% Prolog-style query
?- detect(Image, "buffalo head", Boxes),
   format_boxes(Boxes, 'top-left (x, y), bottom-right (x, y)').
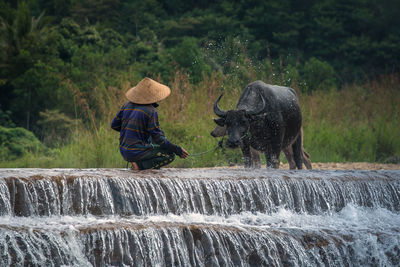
top-left (213, 94), bottom-right (265, 148)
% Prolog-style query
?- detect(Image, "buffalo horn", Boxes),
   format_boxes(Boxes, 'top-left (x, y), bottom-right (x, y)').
top-left (246, 94), bottom-right (266, 115)
top-left (213, 94), bottom-right (227, 117)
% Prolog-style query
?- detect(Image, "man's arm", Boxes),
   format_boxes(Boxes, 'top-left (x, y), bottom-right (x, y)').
top-left (148, 110), bottom-right (185, 156)
top-left (111, 109), bottom-right (123, 132)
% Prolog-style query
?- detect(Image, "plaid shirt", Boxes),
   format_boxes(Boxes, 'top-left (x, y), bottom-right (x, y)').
top-left (111, 101), bottom-right (181, 162)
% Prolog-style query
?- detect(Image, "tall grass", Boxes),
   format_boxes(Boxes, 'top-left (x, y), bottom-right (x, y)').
top-left (301, 74), bottom-right (400, 163)
top-left (1, 73), bottom-right (399, 168)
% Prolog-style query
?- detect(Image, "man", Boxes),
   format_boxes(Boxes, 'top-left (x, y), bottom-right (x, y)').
top-left (111, 77), bottom-right (188, 170)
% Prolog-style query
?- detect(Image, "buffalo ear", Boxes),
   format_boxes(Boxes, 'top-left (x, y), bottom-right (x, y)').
top-left (213, 118), bottom-right (225, 126)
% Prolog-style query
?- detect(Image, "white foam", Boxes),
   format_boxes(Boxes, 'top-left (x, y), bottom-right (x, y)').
top-left (1, 204), bottom-right (398, 233)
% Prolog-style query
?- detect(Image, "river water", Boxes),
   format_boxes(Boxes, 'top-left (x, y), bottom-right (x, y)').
top-left (0, 168), bottom-right (399, 266)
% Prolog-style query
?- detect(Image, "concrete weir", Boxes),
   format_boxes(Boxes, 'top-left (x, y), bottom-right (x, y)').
top-left (0, 168), bottom-right (400, 266)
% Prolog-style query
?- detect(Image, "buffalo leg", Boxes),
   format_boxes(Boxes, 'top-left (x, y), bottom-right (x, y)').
top-left (250, 147), bottom-right (261, 168)
top-left (265, 152), bottom-right (280, 168)
top-left (283, 146), bottom-right (311, 169)
top-left (291, 135), bottom-right (303, 169)
top-left (303, 150), bottom-right (312, 169)
top-left (282, 147), bottom-right (296, 170)
top-left (265, 152), bottom-right (273, 168)
top-left (241, 143), bottom-right (252, 168)
top-left (265, 143), bottom-right (280, 168)
top-left (299, 127), bottom-right (312, 169)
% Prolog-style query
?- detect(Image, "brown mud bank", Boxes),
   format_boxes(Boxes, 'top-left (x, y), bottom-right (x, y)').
top-left (220, 162), bottom-right (400, 170)
top-left (282, 162), bottom-right (400, 170)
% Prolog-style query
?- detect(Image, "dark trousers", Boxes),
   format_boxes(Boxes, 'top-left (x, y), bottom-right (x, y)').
top-left (135, 145), bottom-right (175, 170)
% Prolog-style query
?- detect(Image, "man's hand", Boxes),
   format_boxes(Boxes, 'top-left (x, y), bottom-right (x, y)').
top-left (179, 147), bottom-right (189, 158)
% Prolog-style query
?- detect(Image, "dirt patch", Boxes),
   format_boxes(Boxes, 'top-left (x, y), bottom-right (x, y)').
top-left (279, 162), bottom-right (400, 170)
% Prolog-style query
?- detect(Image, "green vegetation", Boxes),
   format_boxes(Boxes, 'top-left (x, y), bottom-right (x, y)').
top-left (301, 76), bottom-right (400, 164)
top-left (0, 0), bottom-right (399, 167)
top-left (0, 126), bottom-right (44, 161)
top-left (1, 72), bottom-right (399, 168)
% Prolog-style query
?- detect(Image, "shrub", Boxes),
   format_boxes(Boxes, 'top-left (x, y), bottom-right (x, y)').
top-left (0, 126), bottom-right (45, 160)
top-left (303, 57), bottom-right (336, 92)
top-left (37, 109), bottom-right (80, 147)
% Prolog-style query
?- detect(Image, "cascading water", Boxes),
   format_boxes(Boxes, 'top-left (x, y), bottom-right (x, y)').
top-left (0, 168), bottom-right (399, 266)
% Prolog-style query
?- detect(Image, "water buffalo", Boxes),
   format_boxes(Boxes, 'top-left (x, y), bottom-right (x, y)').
top-left (210, 124), bottom-right (312, 169)
top-left (213, 80), bottom-right (304, 169)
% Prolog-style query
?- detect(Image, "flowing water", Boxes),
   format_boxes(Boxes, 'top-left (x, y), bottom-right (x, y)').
top-left (0, 168), bottom-right (399, 266)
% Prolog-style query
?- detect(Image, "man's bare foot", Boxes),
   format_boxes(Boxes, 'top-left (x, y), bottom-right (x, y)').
top-left (131, 162), bottom-right (140, 171)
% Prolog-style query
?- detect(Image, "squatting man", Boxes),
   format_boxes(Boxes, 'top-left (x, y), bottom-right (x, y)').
top-left (111, 78), bottom-right (189, 170)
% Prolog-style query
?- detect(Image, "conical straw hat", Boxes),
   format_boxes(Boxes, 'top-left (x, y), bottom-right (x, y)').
top-left (125, 77), bottom-right (171, 104)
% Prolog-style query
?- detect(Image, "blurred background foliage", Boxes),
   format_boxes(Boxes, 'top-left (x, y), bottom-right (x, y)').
top-left (0, 0), bottom-right (399, 167)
